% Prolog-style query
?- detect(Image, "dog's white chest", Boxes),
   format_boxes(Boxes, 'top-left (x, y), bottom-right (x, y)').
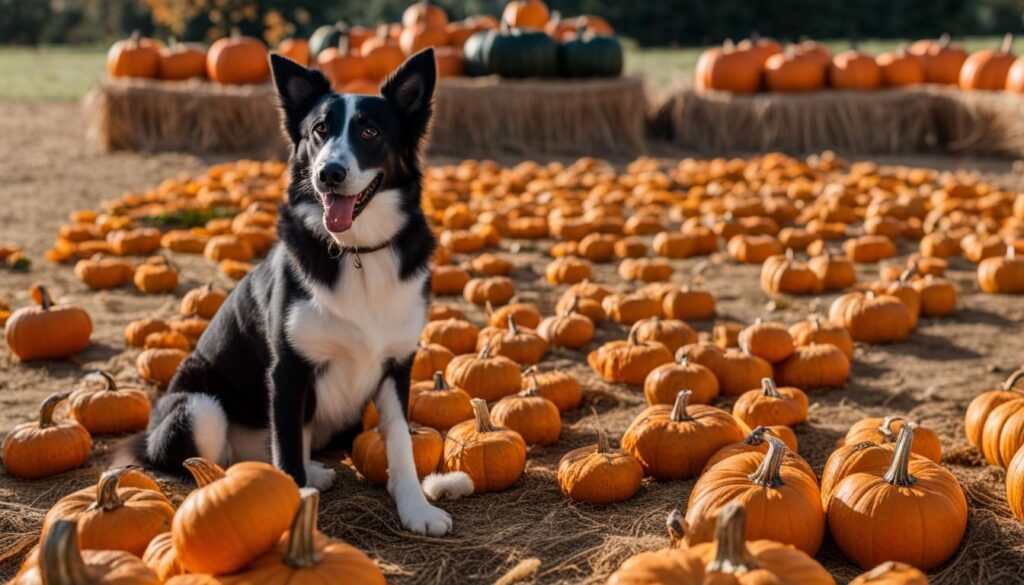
top-left (286, 250), bottom-right (426, 447)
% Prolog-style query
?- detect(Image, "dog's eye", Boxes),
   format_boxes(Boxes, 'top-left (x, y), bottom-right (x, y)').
top-left (360, 127), bottom-right (379, 140)
top-left (313, 122), bottom-right (328, 136)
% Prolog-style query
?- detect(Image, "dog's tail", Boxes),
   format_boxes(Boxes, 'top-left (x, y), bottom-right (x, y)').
top-left (422, 471), bottom-right (474, 501)
top-left (111, 392), bottom-right (229, 478)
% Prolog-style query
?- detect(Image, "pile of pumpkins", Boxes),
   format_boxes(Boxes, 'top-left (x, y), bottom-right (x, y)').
top-left (9, 149), bottom-right (1024, 580)
top-left (302, 0), bottom-right (623, 93)
top-left (107, 30), bottom-right (273, 85)
top-left (8, 462), bottom-right (386, 583)
top-left (44, 159), bottom-right (287, 284)
top-left (698, 32), bottom-right (1024, 94)
top-left (107, 0), bottom-right (623, 92)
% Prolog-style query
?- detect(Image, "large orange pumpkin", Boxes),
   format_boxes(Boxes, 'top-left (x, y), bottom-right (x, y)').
top-left (41, 467), bottom-right (175, 558)
top-left (621, 390), bottom-right (744, 480)
top-left (172, 462), bottom-right (301, 575)
top-left (502, 0), bottom-right (550, 29)
top-left (960, 34), bottom-right (1015, 90)
top-left (695, 41), bottom-right (762, 94)
top-left (829, 49), bottom-right (882, 90)
top-left (6, 285), bottom-right (92, 361)
top-left (207, 31), bottom-right (270, 85)
top-left (107, 31), bottom-right (160, 78)
top-left (158, 40), bottom-right (207, 81)
top-left (443, 398), bottom-right (527, 493)
top-left (828, 425), bottom-right (967, 570)
top-left (686, 436), bottom-right (825, 555)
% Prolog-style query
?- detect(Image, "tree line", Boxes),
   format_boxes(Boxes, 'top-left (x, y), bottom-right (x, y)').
top-left (1, 0), bottom-right (1022, 47)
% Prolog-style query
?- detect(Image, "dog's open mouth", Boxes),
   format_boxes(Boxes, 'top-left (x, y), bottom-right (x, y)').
top-left (322, 174), bottom-right (382, 233)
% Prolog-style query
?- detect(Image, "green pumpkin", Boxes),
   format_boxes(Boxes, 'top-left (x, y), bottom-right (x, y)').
top-left (463, 25), bottom-right (558, 78)
top-left (308, 21), bottom-right (348, 60)
top-left (558, 30), bottom-right (623, 78)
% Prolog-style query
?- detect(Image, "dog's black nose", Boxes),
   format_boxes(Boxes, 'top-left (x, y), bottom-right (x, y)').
top-left (318, 163), bottom-right (347, 188)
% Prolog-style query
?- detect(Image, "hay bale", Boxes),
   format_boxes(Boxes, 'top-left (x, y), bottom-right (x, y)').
top-left (84, 78), bottom-right (288, 158)
top-left (927, 86), bottom-right (1024, 158)
top-left (431, 76), bottom-right (648, 156)
top-left (86, 76), bottom-right (649, 158)
top-left (656, 87), bottom-right (939, 155)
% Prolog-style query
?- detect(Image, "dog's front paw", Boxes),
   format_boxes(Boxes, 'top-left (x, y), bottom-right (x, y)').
top-left (399, 500), bottom-right (452, 536)
top-left (304, 461), bottom-right (337, 491)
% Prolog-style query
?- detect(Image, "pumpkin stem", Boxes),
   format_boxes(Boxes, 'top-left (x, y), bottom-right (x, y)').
top-left (675, 353), bottom-right (689, 367)
top-left (669, 390), bottom-right (693, 422)
top-left (938, 33), bottom-right (951, 48)
top-left (565, 295), bottom-right (581, 316)
top-left (877, 415), bottom-right (904, 442)
top-left (89, 467), bottom-right (133, 512)
top-left (432, 371), bottom-right (449, 391)
top-left (882, 424), bottom-right (917, 487)
top-left (284, 488), bottom-right (323, 568)
top-left (479, 343), bottom-right (493, 360)
top-left (898, 263), bottom-right (917, 283)
top-left (183, 457), bottom-right (226, 487)
top-left (1008, 246), bottom-right (1016, 260)
top-left (784, 248), bottom-right (794, 260)
top-left (706, 502), bottom-right (760, 574)
top-left (744, 426), bottom-right (771, 446)
top-left (94, 371), bottom-right (118, 392)
top-left (470, 398), bottom-right (496, 433)
top-left (747, 436), bottom-right (786, 489)
top-left (666, 509), bottom-right (687, 550)
top-left (1003, 368), bottom-right (1024, 390)
top-left (760, 378), bottom-right (782, 398)
top-left (1001, 33), bottom-right (1014, 54)
top-left (506, 312), bottom-right (519, 335)
top-left (627, 322), bottom-right (642, 346)
top-left (485, 300), bottom-right (494, 317)
top-left (40, 520), bottom-right (94, 585)
top-left (36, 285), bottom-right (54, 310)
top-left (810, 314), bottom-right (822, 331)
top-left (38, 392), bottom-right (71, 429)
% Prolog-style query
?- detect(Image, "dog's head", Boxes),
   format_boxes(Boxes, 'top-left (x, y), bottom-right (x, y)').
top-left (270, 49), bottom-right (435, 242)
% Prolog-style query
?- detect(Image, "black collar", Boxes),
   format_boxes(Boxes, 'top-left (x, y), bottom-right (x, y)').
top-left (337, 240), bottom-right (391, 269)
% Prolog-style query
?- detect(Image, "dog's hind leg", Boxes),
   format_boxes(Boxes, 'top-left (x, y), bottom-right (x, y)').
top-left (376, 361), bottom-right (453, 536)
top-left (123, 393), bottom-right (229, 477)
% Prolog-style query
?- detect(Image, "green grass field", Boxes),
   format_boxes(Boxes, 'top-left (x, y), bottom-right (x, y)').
top-left (0, 37), bottom-right (1019, 101)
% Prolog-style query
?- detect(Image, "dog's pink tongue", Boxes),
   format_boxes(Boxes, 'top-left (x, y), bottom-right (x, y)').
top-left (324, 194), bottom-right (356, 233)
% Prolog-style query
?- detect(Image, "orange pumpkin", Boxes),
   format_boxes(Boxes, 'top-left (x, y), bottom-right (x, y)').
top-left (2, 392), bottom-right (92, 479)
top-left (960, 34), bottom-right (1015, 90)
top-left (41, 467), bottom-right (175, 558)
top-left (107, 31), bottom-right (160, 78)
top-left (588, 326), bottom-right (673, 385)
top-left (828, 425), bottom-right (966, 570)
top-left (686, 436), bottom-right (825, 555)
top-left (207, 31), bottom-right (270, 85)
top-left (502, 0), bottom-right (550, 29)
top-left (558, 414), bottom-right (642, 505)
top-left (173, 462), bottom-right (301, 575)
top-left (158, 40), bottom-right (207, 81)
top-left (408, 371), bottom-right (474, 431)
top-left (443, 398), bottom-right (527, 493)
top-left (829, 49), bottom-right (882, 90)
top-left (6, 285), bottom-right (92, 361)
top-left (351, 424), bottom-right (443, 485)
top-left (621, 390), bottom-right (744, 480)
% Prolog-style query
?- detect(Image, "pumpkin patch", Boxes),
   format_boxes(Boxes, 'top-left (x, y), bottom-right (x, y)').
top-left (8, 140), bottom-right (1024, 582)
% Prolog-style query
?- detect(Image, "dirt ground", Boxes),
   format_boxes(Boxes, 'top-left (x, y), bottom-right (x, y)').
top-left (3, 100), bottom-right (1024, 584)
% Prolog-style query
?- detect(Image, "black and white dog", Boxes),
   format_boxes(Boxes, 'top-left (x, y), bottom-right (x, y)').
top-left (125, 48), bottom-right (461, 535)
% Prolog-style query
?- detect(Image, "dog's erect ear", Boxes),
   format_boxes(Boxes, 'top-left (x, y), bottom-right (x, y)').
top-left (270, 53), bottom-right (332, 144)
top-left (381, 48), bottom-right (436, 146)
